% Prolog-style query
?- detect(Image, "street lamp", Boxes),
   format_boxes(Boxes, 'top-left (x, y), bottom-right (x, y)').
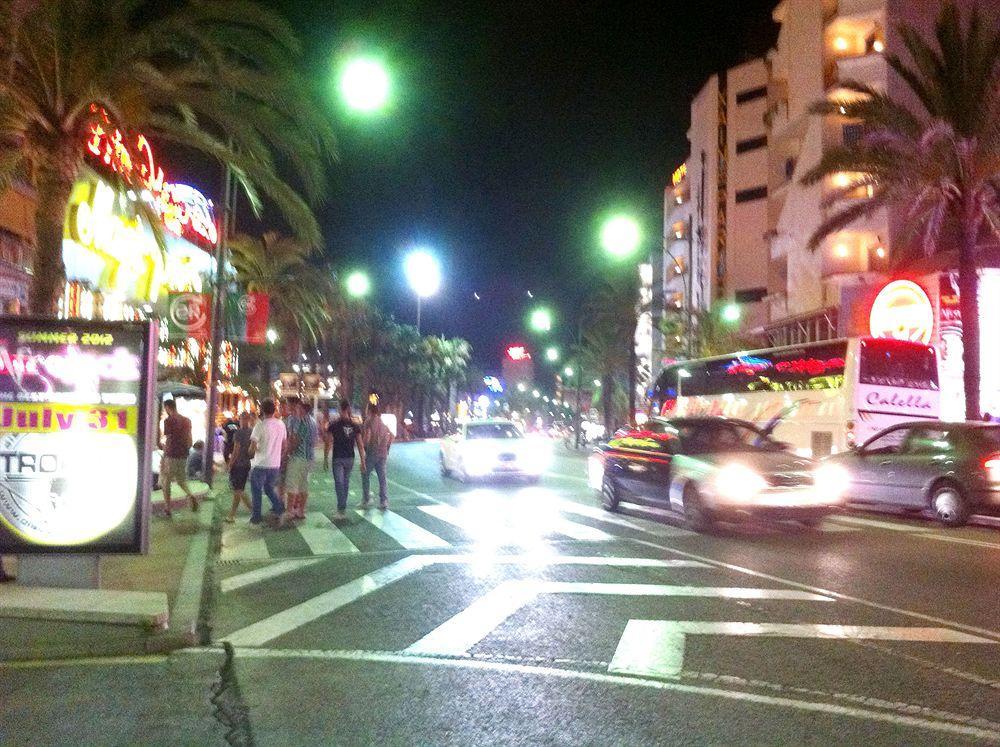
top-left (721, 302), bottom-right (741, 323)
top-left (529, 306), bottom-right (553, 333)
top-left (545, 346), bottom-right (559, 362)
top-left (600, 214), bottom-right (641, 259)
top-left (338, 56), bottom-right (390, 114)
top-left (345, 270), bottom-right (371, 298)
top-left (564, 365), bottom-right (574, 378)
top-left (404, 249), bottom-right (442, 333)
top-left (266, 328), bottom-right (278, 344)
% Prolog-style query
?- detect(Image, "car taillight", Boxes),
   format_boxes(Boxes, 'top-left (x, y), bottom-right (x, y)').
top-left (984, 454), bottom-right (1000, 482)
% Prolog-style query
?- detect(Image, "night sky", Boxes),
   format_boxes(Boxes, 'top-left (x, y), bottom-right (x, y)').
top-left (271, 0), bottom-right (778, 368)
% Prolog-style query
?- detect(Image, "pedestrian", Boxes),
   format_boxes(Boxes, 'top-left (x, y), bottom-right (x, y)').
top-left (248, 398), bottom-right (289, 527)
top-left (187, 440), bottom-right (204, 479)
top-left (325, 399), bottom-right (365, 520)
top-left (225, 412), bottom-right (254, 523)
top-left (221, 415), bottom-right (239, 464)
top-left (160, 398), bottom-right (199, 517)
top-left (361, 402), bottom-right (394, 510)
top-left (284, 396), bottom-right (318, 519)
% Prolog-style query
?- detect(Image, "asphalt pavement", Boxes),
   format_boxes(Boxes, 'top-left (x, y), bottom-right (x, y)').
top-left (206, 440), bottom-right (1000, 745)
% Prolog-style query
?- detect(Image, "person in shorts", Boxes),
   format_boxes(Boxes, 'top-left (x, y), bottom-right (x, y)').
top-left (284, 396), bottom-right (318, 519)
top-left (161, 398), bottom-right (198, 517)
top-left (225, 412), bottom-right (253, 523)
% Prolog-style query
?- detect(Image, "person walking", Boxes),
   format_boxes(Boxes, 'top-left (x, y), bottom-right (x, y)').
top-left (361, 402), bottom-right (394, 510)
top-left (248, 399), bottom-right (289, 527)
top-left (284, 396), bottom-right (318, 519)
top-left (161, 398), bottom-right (199, 517)
top-left (326, 399), bottom-right (365, 520)
top-left (225, 412), bottom-right (254, 523)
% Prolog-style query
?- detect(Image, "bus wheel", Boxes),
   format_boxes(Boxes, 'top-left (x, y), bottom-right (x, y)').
top-left (930, 482), bottom-right (970, 527)
top-left (683, 483), bottom-right (715, 532)
top-left (601, 476), bottom-right (621, 512)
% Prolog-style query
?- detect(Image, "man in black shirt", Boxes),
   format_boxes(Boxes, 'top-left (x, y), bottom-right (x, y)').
top-left (325, 399), bottom-right (366, 519)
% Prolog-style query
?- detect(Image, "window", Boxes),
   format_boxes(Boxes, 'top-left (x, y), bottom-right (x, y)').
top-left (735, 135), bottom-right (767, 154)
top-left (734, 186), bottom-right (768, 203)
top-left (735, 86), bottom-right (767, 105)
top-left (843, 123), bottom-right (864, 146)
top-left (859, 339), bottom-right (939, 390)
top-left (903, 428), bottom-right (954, 456)
top-left (784, 158), bottom-right (796, 180)
top-left (466, 423), bottom-right (521, 440)
top-left (735, 287), bottom-right (767, 304)
top-left (862, 427), bottom-right (910, 455)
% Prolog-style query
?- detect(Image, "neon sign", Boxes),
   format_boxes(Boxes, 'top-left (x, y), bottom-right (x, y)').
top-left (506, 346), bottom-right (531, 362)
top-left (671, 163), bottom-right (687, 186)
top-left (869, 280), bottom-right (934, 344)
top-left (83, 106), bottom-right (218, 249)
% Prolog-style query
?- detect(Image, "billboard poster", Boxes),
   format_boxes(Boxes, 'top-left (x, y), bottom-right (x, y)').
top-left (165, 292), bottom-right (211, 341)
top-left (0, 318), bottom-right (156, 554)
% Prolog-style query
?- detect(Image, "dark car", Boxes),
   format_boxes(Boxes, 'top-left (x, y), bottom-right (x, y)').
top-left (589, 417), bottom-right (849, 531)
top-left (826, 421), bottom-right (1000, 526)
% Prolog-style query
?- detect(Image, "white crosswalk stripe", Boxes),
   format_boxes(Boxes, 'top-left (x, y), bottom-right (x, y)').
top-left (298, 512), bottom-right (360, 555)
top-left (418, 503), bottom-right (612, 544)
top-left (220, 525), bottom-right (270, 561)
top-left (356, 509), bottom-right (452, 549)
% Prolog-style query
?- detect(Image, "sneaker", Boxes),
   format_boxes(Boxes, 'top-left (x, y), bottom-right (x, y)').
top-left (379, 500), bottom-right (389, 511)
top-left (278, 512), bottom-right (293, 528)
top-left (359, 499), bottom-right (371, 509)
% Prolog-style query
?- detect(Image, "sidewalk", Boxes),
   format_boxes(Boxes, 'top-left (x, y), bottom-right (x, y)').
top-left (0, 481), bottom-right (217, 661)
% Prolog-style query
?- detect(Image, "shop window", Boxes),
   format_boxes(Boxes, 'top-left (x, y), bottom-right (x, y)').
top-left (735, 135), bottom-right (767, 154)
top-left (734, 186), bottom-right (768, 203)
top-left (735, 86), bottom-right (767, 105)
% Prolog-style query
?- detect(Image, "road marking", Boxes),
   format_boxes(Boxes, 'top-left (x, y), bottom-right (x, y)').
top-left (920, 534), bottom-right (1000, 550)
top-left (221, 559), bottom-right (324, 594)
top-left (224, 555), bottom-right (436, 646)
top-left (387, 479), bottom-right (443, 503)
top-left (831, 515), bottom-right (932, 532)
top-left (609, 620), bottom-right (997, 678)
top-left (631, 538), bottom-right (1000, 641)
top-left (222, 554), bottom-right (709, 646)
top-left (298, 512), bottom-right (360, 556)
top-left (220, 526), bottom-right (271, 561)
top-left (419, 504), bottom-right (612, 544)
top-left (356, 509), bottom-right (452, 549)
top-left (214, 647), bottom-right (1000, 741)
top-left (407, 580), bottom-right (831, 656)
top-left (555, 499), bottom-right (695, 537)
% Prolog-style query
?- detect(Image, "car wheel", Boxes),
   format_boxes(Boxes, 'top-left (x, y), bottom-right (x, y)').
top-left (930, 482), bottom-right (970, 527)
top-left (683, 483), bottom-right (715, 532)
top-left (601, 475), bottom-right (621, 512)
top-left (439, 453), bottom-right (451, 478)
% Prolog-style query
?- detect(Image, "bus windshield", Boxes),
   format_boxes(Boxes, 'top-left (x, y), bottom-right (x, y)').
top-left (859, 339), bottom-right (938, 391)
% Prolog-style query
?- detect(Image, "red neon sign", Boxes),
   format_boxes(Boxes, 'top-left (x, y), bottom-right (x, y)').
top-left (506, 345), bottom-right (531, 362)
top-left (83, 106), bottom-right (218, 250)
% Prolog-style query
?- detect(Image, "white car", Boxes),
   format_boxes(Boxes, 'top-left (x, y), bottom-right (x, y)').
top-left (440, 420), bottom-right (551, 482)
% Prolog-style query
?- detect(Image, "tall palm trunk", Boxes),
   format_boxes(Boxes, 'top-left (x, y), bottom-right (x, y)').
top-left (30, 167), bottom-right (74, 315)
top-left (601, 375), bottom-right (615, 435)
top-left (958, 212), bottom-right (981, 421)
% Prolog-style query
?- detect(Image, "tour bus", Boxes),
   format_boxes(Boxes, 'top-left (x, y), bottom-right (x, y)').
top-left (649, 337), bottom-right (940, 457)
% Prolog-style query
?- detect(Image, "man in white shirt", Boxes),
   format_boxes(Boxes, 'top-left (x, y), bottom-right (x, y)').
top-left (249, 398), bottom-right (289, 526)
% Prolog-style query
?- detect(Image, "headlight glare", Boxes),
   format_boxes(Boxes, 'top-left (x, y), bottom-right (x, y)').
top-left (714, 463), bottom-right (768, 502)
top-left (813, 463), bottom-right (850, 502)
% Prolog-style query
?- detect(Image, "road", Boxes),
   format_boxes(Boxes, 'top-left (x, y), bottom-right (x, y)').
top-left (204, 440), bottom-right (1000, 745)
top-left (4, 440), bottom-right (999, 745)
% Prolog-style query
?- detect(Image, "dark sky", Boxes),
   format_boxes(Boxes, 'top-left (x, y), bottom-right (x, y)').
top-left (272, 0), bottom-right (778, 369)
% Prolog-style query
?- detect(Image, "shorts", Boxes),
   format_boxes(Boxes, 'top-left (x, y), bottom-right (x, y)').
top-left (160, 457), bottom-right (188, 486)
top-left (285, 457), bottom-right (312, 493)
top-left (229, 463), bottom-right (250, 491)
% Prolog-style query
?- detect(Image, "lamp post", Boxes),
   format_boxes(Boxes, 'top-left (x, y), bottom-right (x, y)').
top-left (403, 249), bottom-right (441, 333)
top-left (598, 213), bottom-right (643, 427)
top-left (338, 57), bottom-right (391, 114)
top-left (345, 270), bottom-right (372, 299)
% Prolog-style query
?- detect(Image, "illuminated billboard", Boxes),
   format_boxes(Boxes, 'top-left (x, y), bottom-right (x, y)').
top-left (0, 318), bottom-right (157, 554)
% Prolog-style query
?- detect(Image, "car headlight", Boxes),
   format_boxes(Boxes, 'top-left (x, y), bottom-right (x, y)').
top-left (520, 443), bottom-right (552, 474)
top-left (714, 463), bottom-right (768, 503)
top-left (813, 463), bottom-right (850, 503)
top-left (461, 445), bottom-right (495, 475)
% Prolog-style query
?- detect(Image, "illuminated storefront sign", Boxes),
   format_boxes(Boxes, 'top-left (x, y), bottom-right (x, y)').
top-left (506, 345), bottom-right (530, 361)
top-left (869, 280), bottom-right (934, 344)
top-left (671, 163), bottom-right (687, 186)
top-left (84, 106), bottom-right (218, 249)
top-left (0, 318), bottom-right (156, 554)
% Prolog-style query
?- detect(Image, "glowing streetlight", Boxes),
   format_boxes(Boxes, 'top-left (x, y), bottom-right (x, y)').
top-left (404, 249), bottom-right (442, 333)
top-left (517, 382), bottom-right (527, 393)
top-left (564, 366), bottom-right (574, 378)
top-left (545, 347), bottom-right (559, 362)
top-left (600, 214), bottom-right (641, 259)
top-left (593, 378), bottom-right (602, 387)
top-left (345, 270), bottom-right (371, 298)
top-left (266, 328), bottom-right (278, 344)
top-left (338, 57), bottom-right (390, 114)
top-left (721, 302), bottom-right (741, 323)
top-left (529, 306), bottom-right (553, 333)
top-left (532, 389), bottom-right (540, 399)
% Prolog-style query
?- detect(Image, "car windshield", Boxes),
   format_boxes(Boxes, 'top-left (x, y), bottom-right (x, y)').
top-left (466, 423), bottom-right (521, 440)
top-left (677, 422), bottom-right (776, 454)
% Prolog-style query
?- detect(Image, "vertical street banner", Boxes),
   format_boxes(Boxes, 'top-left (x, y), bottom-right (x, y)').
top-left (166, 292), bottom-right (211, 341)
top-left (0, 318), bottom-right (157, 554)
top-left (223, 291), bottom-right (270, 344)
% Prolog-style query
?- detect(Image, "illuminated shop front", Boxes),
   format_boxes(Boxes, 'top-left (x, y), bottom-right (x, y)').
top-left (867, 273), bottom-right (1000, 421)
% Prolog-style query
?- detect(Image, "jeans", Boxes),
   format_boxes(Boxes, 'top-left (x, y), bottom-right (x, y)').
top-left (249, 466), bottom-right (285, 522)
top-left (332, 457), bottom-right (354, 511)
top-left (362, 455), bottom-right (388, 503)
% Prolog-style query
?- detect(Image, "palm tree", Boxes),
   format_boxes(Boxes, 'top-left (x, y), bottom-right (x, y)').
top-left (581, 276), bottom-right (637, 433)
top-left (802, 2), bottom-right (1000, 420)
top-left (0, 0), bottom-right (335, 313)
top-left (228, 232), bottom-right (334, 357)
